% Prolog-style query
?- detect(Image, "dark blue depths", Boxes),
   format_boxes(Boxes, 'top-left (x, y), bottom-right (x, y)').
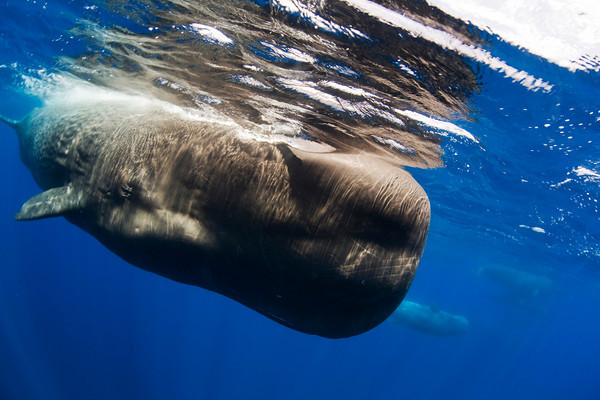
top-left (1, 1), bottom-right (599, 399)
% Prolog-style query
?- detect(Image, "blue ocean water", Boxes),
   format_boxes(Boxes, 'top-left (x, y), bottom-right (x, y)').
top-left (1, 1), bottom-right (599, 399)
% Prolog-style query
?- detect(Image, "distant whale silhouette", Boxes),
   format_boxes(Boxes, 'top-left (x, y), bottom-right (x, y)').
top-left (476, 265), bottom-right (554, 297)
top-left (389, 300), bottom-right (469, 336)
top-left (2, 87), bottom-right (430, 338)
top-left (476, 265), bottom-right (555, 311)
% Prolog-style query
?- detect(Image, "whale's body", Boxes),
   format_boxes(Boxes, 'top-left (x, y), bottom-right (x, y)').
top-left (477, 265), bottom-right (554, 298)
top-left (4, 90), bottom-right (430, 338)
top-left (390, 301), bottom-right (469, 336)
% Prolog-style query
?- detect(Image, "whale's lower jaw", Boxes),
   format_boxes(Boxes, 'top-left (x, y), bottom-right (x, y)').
top-left (73, 212), bottom-right (420, 338)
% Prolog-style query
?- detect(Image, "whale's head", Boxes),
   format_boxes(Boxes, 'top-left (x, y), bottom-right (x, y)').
top-left (3, 107), bottom-right (79, 191)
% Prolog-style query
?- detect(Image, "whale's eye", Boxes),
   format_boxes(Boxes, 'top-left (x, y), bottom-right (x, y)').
top-left (120, 183), bottom-right (134, 199)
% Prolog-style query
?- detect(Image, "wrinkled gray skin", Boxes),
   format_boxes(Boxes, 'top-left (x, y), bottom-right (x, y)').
top-left (3, 93), bottom-right (430, 338)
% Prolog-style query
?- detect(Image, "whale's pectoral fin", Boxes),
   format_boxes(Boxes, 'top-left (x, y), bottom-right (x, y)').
top-left (15, 185), bottom-right (82, 221)
top-left (0, 115), bottom-right (20, 130)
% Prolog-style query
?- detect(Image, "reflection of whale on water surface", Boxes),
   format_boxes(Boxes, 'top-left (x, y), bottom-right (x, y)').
top-left (2, 87), bottom-right (430, 338)
top-left (63, 0), bottom-right (485, 165)
top-left (389, 300), bottom-right (469, 336)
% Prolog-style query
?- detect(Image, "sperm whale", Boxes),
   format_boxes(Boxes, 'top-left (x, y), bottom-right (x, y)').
top-left (3, 87), bottom-right (430, 338)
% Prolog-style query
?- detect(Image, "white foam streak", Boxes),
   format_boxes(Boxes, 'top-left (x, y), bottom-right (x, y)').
top-left (319, 81), bottom-right (379, 98)
top-left (395, 60), bottom-right (417, 77)
top-left (340, 0), bottom-right (553, 92)
top-left (426, 0), bottom-right (600, 72)
top-left (278, 78), bottom-right (406, 126)
top-left (372, 135), bottom-right (411, 153)
top-left (519, 225), bottom-right (546, 234)
top-left (38, 80), bottom-right (239, 130)
top-left (574, 166), bottom-right (600, 181)
top-left (278, 78), bottom-right (344, 111)
top-left (272, 0), bottom-right (368, 39)
top-left (395, 109), bottom-right (477, 142)
top-left (189, 23), bottom-right (234, 45)
top-left (259, 41), bottom-right (316, 64)
top-left (230, 75), bottom-right (272, 91)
